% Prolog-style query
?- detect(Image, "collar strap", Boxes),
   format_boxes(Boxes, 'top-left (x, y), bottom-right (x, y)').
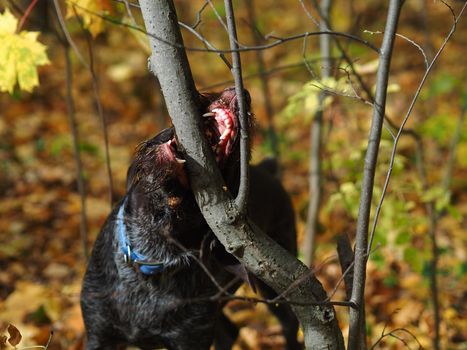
top-left (116, 197), bottom-right (165, 275)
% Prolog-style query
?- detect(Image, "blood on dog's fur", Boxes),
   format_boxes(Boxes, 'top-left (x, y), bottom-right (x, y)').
top-left (81, 88), bottom-right (301, 350)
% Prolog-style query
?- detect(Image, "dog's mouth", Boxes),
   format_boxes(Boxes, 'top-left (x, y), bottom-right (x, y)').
top-left (153, 88), bottom-right (250, 187)
top-left (161, 90), bottom-right (247, 165)
top-left (202, 103), bottom-right (239, 164)
top-left (158, 106), bottom-right (238, 166)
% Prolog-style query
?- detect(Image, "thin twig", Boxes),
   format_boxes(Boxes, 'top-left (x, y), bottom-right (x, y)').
top-left (206, 0), bottom-right (230, 38)
top-left (364, 30), bottom-right (429, 69)
top-left (308, 0), bottom-right (404, 139)
top-left (63, 47), bottom-right (90, 261)
top-left (168, 237), bottom-right (235, 295)
top-left (365, 3), bottom-right (465, 350)
top-left (54, 0), bottom-right (90, 69)
top-left (202, 58), bottom-right (339, 90)
top-left (53, 1), bottom-right (90, 261)
top-left (75, 7), bottom-right (115, 207)
top-left (303, 0), bottom-right (332, 266)
top-left (191, 1), bottom-right (209, 29)
top-left (301, 32), bottom-right (317, 77)
top-left (348, 1), bottom-right (404, 349)
top-left (245, 0), bottom-right (279, 159)
top-left (298, 0), bottom-right (320, 26)
top-left (178, 21), bottom-right (232, 69)
top-left (16, 0), bottom-right (40, 32)
top-left (367, 0), bottom-right (466, 255)
top-left (66, 1), bottom-right (380, 54)
top-left (370, 327), bottom-right (423, 349)
top-left (224, 0), bottom-right (250, 214)
top-left (122, 0), bottom-right (137, 24)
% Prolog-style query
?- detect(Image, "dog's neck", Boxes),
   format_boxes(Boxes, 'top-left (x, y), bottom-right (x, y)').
top-left (116, 197), bottom-right (166, 276)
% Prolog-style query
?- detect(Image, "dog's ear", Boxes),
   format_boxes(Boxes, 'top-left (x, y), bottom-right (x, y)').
top-left (126, 184), bottom-right (150, 217)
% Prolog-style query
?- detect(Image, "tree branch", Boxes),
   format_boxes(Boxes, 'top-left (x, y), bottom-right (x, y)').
top-left (138, 0), bottom-right (344, 348)
top-left (63, 46), bottom-right (89, 260)
top-left (223, 0), bottom-right (249, 214)
top-left (245, 0), bottom-right (279, 159)
top-left (303, 0), bottom-right (332, 267)
top-left (347, 1), bottom-right (404, 349)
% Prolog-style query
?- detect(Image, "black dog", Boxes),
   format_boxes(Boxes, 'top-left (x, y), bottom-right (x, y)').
top-left (81, 88), bottom-right (301, 350)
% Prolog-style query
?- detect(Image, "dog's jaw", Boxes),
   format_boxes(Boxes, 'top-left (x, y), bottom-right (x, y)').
top-left (203, 106), bottom-right (239, 163)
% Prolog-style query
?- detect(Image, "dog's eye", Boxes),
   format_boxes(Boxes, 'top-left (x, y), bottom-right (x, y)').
top-left (168, 196), bottom-right (182, 208)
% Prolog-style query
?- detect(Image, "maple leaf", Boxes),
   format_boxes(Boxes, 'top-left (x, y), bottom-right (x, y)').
top-left (0, 9), bottom-right (50, 94)
top-left (67, 0), bottom-right (113, 37)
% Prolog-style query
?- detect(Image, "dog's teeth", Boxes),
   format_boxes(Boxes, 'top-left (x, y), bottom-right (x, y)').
top-left (203, 112), bottom-right (215, 117)
top-left (175, 158), bottom-right (186, 164)
top-left (219, 128), bottom-right (230, 140)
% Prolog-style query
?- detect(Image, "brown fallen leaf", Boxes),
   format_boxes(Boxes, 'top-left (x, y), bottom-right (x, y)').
top-left (7, 324), bottom-right (21, 347)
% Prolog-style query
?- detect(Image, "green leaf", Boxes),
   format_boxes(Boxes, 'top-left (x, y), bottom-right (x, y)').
top-left (383, 273), bottom-right (398, 287)
top-left (0, 9), bottom-right (50, 94)
top-left (371, 251), bottom-right (385, 269)
top-left (395, 231), bottom-right (411, 245)
top-left (425, 73), bottom-right (459, 98)
top-left (403, 247), bottom-right (423, 272)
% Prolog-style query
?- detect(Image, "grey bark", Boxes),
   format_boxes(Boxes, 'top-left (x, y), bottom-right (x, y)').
top-left (245, 0), bottom-right (279, 159)
top-left (138, 0), bottom-right (344, 348)
top-left (223, 0), bottom-right (249, 214)
top-left (347, 1), bottom-right (404, 349)
top-left (303, 0), bottom-right (332, 267)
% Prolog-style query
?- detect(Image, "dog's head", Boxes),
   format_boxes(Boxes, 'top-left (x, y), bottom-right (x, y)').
top-left (127, 87), bottom-right (252, 193)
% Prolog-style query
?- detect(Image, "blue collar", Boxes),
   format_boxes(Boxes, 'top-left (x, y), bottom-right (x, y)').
top-left (116, 197), bottom-right (165, 275)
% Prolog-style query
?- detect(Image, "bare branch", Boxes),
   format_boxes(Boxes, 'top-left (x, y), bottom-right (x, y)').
top-left (348, 1), bottom-right (404, 349)
top-left (54, 0), bottom-right (115, 208)
top-left (178, 21), bottom-right (232, 69)
top-left (364, 30), bottom-right (429, 69)
top-left (82, 30), bottom-right (115, 207)
top-left (370, 327), bottom-right (423, 350)
top-left (245, 0), bottom-right (279, 158)
top-left (303, 0), bottom-right (332, 266)
top-left (202, 58), bottom-right (339, 90)
top-left (367, 0), bottom-right (466, 255)
top-left (298, 0), bottom-right (320, 26)
top-left (206, 0), bottom-right (230, 39)
top-left (223, 0), bottom-right (250, 213)
top-left (63, 46), bottom-right (90, 261)
top-left (67, 1), bottom-right (380, 54)
top-left (54, 0), bottom-right (89, 69)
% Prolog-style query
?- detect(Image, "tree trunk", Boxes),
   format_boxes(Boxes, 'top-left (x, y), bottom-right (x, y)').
top-left (138, 0), bottom-right (344, 348)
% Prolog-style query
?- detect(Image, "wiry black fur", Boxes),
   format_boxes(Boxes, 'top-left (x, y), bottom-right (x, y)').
top-left (81, 90), bottom-right (301, 350)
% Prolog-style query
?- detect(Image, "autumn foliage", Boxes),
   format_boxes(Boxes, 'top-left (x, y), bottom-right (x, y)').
top-left (0, 0), bottom-right (466, 349)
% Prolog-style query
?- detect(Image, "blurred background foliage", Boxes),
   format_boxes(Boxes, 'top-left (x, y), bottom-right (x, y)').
top-left (0, 0), bottom-right (465, 349)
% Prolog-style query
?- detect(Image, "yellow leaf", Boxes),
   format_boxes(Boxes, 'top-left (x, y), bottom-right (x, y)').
top-left (67, 0), bottom-right (113, 37)
top-left (0, 8), bottom-right (17, 34)
top-left (0, 9), bottom-right (49, 94)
